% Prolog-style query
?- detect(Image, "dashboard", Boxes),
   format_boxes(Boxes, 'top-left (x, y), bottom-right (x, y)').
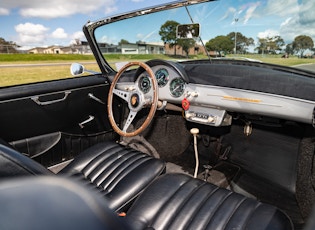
top-left (136, 64), bottom-right (232, 127)
top-left (115, 60), bottom-right (315, 127)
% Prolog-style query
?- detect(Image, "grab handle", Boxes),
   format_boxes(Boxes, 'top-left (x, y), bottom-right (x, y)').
top-left (31, 91), bottom-right (71, 106)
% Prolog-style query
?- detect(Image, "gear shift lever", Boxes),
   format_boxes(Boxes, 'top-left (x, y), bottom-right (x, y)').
top-left (190, 128), bottom-right (199, 178)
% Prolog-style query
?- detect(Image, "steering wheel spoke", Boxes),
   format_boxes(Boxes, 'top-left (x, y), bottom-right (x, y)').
top-left (122, 110), bottom-right (137, 132)
top-left (113, 88), bottom-right (131, 102)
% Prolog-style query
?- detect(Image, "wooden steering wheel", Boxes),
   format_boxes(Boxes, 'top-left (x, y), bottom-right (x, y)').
top-left (107, 61), bottom-right (158, 137)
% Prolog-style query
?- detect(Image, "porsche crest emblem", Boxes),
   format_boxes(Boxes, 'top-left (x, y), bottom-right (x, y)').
top-left (130, 94), bottom-right (139, 107)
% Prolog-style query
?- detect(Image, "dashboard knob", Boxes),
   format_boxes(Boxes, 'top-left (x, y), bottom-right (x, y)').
top-left (208, 116), bottom-right (215, 123)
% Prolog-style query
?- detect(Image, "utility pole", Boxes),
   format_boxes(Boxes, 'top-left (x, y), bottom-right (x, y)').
top-left (234, 18), bottom-right (238, 55)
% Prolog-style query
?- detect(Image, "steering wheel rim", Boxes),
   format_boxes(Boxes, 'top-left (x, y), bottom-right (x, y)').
top-left (107, 61), bottom-right (158, 137)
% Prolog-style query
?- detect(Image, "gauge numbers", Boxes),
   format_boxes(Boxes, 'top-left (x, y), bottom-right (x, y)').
top-left (170, 78), bottom-right (185, 97)
top-left (138, 75), bottom-right (151, 93)
top-left (155, 68), bottom-right (169, 87)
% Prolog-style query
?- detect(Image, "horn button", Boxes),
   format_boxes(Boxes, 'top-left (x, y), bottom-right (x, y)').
top-left (129, 93), bottom-right (142, 110)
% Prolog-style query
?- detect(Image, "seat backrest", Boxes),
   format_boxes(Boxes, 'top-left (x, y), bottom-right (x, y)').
top-left (0, 176), bottom-right (131, 230)
top-left (0, 144), bottom-right (52, 177)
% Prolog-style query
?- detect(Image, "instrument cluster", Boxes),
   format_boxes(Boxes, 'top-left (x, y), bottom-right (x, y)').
top-left (138, 65), bottom-right (186, 98)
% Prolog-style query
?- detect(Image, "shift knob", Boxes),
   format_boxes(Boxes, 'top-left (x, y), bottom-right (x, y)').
top-left (190, 128), bottom-right (199, 135)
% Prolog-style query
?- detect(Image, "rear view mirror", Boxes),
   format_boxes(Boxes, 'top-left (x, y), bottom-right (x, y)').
top-left (176, 23), bottom-right (200, 39)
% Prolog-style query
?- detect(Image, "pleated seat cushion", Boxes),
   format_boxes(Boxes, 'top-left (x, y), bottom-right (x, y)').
top-left (126, 173), bottom-right (293, 230)
top-left (60, 141), bottom-right (165, 212)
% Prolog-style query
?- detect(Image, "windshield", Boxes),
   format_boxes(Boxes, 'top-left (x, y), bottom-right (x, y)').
top-left (91, 0), bottom-right (315, 73)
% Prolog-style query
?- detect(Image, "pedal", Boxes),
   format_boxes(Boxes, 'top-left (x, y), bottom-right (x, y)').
top-left (203, 164), bottom-right (213, 181)
top-left (219, 145), bottom-right (231, 160)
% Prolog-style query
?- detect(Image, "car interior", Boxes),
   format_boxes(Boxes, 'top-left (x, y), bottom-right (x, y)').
top-left (0, 59), bottom-right (314, 229)
top-left (1, 0), bottom-right (315, 229)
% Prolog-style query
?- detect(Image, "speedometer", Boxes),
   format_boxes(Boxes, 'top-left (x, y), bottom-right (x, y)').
top-left (138, 75), bottom-right (151, 94)
top-left (155, 68), bottom-right (169, 87)
top-left (169, 78), bottom-right (185, 97)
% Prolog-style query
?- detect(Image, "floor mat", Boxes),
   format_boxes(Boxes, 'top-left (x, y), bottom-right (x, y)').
top-left (166, 162), bottom-right (190, 175)
top-left (141, 114), bottom-right (191, 160)
top-left (198, 161), bottom-right (240, 189)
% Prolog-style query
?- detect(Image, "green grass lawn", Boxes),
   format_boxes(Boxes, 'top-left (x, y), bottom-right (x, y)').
top-left (1, 53), bottom-right (315, 87)
top-left (226, 54), bottom-right (315, 66)
top-left (0, 53), bottom-right (96, 63)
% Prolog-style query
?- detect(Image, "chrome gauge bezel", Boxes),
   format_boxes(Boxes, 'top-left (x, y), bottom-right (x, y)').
top-left (169, 78), bottom-right (186, 98)
top-left (138, 75), bottom-right (151, 94)
top-left (155, 68), bottom-right (169, 87)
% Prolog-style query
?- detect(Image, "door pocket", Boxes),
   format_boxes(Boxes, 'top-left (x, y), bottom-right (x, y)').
top-left (10, 132), bottom-right (61, 158)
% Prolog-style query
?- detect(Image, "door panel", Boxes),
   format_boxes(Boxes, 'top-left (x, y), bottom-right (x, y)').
top-left (0, 74), bottom-right (118, 167)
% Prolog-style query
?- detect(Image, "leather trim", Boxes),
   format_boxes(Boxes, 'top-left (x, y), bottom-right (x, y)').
top-left (127, 173), bottom-right (293, 230)
top-left (0, 176), bottom-right (131, 230)
top-left (60, 141), bottom-right (165, 212)
top-left (0, 144), bottom-right (53, 177)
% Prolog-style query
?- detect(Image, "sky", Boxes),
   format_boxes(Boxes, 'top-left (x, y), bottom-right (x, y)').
top-left (1, 0), bottom-right (315, 51)
top-left (0, 0), bottom-right (172, 50)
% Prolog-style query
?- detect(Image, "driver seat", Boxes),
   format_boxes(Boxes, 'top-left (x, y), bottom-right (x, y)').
top-left (0, 141), bottom-right (165, 212)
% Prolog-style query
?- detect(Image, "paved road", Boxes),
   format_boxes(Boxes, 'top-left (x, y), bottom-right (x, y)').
top-left (294, 63), bottom-right (315, 72)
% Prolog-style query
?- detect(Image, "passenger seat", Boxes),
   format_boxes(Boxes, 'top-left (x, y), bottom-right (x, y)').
top-left (0, 174), bottom-right (293, 230)
top-left (126, 173), bottom-right (293, 230)
top-left (0, 141), bottom-right (165, 212)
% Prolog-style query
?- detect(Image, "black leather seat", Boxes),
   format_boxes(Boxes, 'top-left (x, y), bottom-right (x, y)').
top-left (0, 176), bottom-right (132, 230)
top-left (0, 141), bottom-right (165, 212)
top-left (126, 173), bottom-right (294, 230)
top-left (0, 174), bottom-right (294, 230)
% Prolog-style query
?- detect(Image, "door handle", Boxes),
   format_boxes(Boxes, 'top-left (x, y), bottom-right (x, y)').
top-left (31, 91), bottom-right (71, 106)
top-left (79, 115), bottom-right (95, 128)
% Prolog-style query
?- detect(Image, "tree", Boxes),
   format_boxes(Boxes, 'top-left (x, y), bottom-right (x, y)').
top-left (205, 35), bottom-right (234, 56)
top-left (256, 35), bottom-right (285, 54)
top-left (159, 20), bottom-right (179, 55)
top-left (0, 37), bottom-right (19, 53)
top-left (118, 39), bottom-right (130, 45)
top-left (177, 38), bottom-right (196, 57)
top-left (292, 35), bottom-right (314, 57)
top-left (285, 44), bottom-right (294, 55)
top-left (227, 32), bottom-right (254, 54)
top-left (265, 36), bottom-right (284, 54)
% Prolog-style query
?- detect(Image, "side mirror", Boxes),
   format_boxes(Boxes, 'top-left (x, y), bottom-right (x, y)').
top-left (70, 63), bottom-right (84, 76)
top-left (176, 23), bottom-right (200, 39)
top-left (70, 63), bottom-right (101, 76)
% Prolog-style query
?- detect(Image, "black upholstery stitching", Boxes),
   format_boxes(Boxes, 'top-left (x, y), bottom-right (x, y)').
top-left (241, 202), bottom-right (261, 229)
top-left (185, 184), bottom-right (221, 229)
top-left (204, 191), bottom-right (234, 229)
top-left (84, 147), bottom-right (137, 182)
top-left (82, 145), bottom-right (120, 175)
top-left (100, 155), bottom-right (151, 191)
top-left (150, 176), bottom-right (196, 227)
top-left (168, 182), bottom-right (211, 228)
top-left (221, 196), bottom-right (247, 229)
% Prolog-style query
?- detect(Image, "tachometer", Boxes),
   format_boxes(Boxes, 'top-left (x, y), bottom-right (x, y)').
top-left (155, 68), bottom-right (169, 87)
top-left (138, 75), bottom-right (151, 93)
top-left (170, 78), bottom-right (185, 97)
